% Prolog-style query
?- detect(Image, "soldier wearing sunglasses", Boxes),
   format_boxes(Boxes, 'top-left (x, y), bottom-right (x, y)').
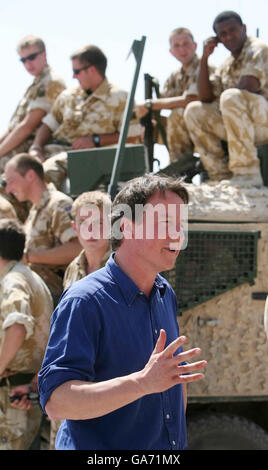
top-left (0, 35), bottom-right (65, 175)
top-left (30, 44), bottom-right (141, 190)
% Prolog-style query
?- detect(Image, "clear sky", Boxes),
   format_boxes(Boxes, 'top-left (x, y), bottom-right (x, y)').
top-left (1, 0), bottom-right (267, 167)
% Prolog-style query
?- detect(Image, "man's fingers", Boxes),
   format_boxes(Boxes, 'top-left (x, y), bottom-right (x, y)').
top-left (175, 347), bottom-right (202, 364)
top-left (178, 373), bottom-right (205, 383)
top-left (163, 335), bottom-right (187, 357)
top-left (153, 329), bottom-right (167, 354)
top-left (178, 360), bottom-right (207, 375)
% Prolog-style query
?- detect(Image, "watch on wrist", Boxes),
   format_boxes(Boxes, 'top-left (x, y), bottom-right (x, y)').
top-left (93, 134), bottom-right (100, 147)
top-left (144, 99), bottom-right (153, 111)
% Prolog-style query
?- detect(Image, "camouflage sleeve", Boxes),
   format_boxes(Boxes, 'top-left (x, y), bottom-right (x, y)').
top-left (161, 71), bottom-right (183, 98)
top-left (49, 196), bottom-right (77, 244)
top-left (42, 91), bottom-right (65, 132)
top-left (1, 275), bottom-right (35, 340)
top-left (241, 47), bottom-right (268, 91)
top-left (28, 81), bottom-right (66, 114)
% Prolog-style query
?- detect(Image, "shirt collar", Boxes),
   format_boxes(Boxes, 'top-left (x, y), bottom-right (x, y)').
top-left (106, 253), bottom-right (167, 306)
top-left (0, 260), bottom-right (17, 281)
top-left (81, 77), bottom-right (110, 101)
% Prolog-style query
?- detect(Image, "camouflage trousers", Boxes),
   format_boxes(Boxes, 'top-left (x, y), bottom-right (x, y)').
top-left (184, 88), bottom-right (268, 180)
top-left (160, 108), bottom-right (193, 162)
top-left (0, 385), bottom-right (42, 450)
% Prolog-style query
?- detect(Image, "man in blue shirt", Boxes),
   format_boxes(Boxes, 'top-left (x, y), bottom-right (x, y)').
top-left (38, 174), bottom-right (207, 450)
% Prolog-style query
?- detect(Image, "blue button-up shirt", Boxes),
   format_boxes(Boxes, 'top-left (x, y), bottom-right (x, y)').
top-left (38, 254), bottom-right (187, 450)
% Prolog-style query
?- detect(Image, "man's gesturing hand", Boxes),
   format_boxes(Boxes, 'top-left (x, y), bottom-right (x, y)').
top-left (139, 329), bottom-right (207, 395)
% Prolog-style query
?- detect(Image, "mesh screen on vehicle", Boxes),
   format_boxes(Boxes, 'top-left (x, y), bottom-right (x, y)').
top-left (161, 230), bottom-right (260, 314)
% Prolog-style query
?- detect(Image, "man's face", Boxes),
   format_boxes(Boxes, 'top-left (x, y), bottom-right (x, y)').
top-left (5, 164), bottom-right (30, 201)
top-left (125, 190), bottom-right (186, 274)
top-left (19, 45), bottom-right (47, 77)
top-left (74, 206), bottom-right (110, 253)
top-left (72, 58), bottom-right (93, 91)
top-left (169, 33), bottom-right (197, 66)
top-left (214, 18), bottom-right (247, 55)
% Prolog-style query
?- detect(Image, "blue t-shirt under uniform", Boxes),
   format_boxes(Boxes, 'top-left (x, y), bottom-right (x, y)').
top-left (38, 254), bottom-right (187, 450)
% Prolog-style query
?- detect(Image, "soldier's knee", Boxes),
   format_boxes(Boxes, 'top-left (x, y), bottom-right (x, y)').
top-left (220, 88), bottom-right (242, 112)
top-left (184, 100), bottom-right (203, 125)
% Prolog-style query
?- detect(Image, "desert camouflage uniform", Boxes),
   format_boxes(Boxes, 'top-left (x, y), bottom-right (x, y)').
top-left (24, 184), bottom-right (77, 301)
top-left (0, 194), bottom-right (17, 220)
top-left (49, 248), bottom-right (110, 449)
top-left (184, 36), bottom-right (268, 179)
top-left (42, 78), bottom-right (141, 188)
top-left (160, 54), bottom-right (215, 162)
top-left (0, 261), bottom-right (53, 450)
top-left (0, 65), bottom-right (65, 174)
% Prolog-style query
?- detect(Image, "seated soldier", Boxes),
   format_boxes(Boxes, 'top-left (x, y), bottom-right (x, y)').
top-left (0, 35), bottom-right (65, 174)
top-left (136, 27), bottom-right (215, 162)
top-left (184, 10), bottom-right (268, 186)
top-left (0, 218), bottom-right (53, 450)
top-left (29, 44), bottom-right (141, 189)
top-left (4, 154), bottom-right (81, 302)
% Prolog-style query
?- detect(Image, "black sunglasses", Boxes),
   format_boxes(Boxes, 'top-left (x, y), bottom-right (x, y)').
top-left (73, 64), bottom-right (91, 75)
top-left (20, 51), bottom-right (42, 64)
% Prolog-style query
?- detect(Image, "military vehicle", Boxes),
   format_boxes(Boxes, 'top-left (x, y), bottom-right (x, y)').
top-left (67, 36), bottom-right (268, 450)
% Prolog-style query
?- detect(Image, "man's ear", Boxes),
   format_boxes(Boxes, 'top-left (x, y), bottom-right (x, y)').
top-left (25, 169), bottom-right (35, 182)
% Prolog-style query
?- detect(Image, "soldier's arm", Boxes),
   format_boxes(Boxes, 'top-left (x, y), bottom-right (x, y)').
top-left (0, 323), bottom-right (26, 377)
top-left (0, 109), bottom-right (46, 158)
top-left (71, 131), bottom-right (139, 150)
top-left (29, 123), bottom-right (53, 160)
top-left (136, 95), bottom-right (198, 118)
top-left (26, 239), bottom-right (81, 266)
top-left (237, 75), bottom-right (260, 93)
top-left (198, 37), bottom-right (219, 103)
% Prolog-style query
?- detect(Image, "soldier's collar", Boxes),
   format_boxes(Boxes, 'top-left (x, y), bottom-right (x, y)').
top-left (82, 77), bottom-right (110, 101)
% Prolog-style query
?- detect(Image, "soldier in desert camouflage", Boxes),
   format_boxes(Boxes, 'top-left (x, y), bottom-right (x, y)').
top-left (49, 190), bottom-right (111, 449)
top-left (4, 154), bottom-right (81, 302)
top-left (30, 44), bottom-right (141, 189)
top-left (0, 219), bottom-right (53, 449)
top-left (136, 27), bottom-right (215, 163)
top-left (0, 35), bottom-right (65, 174)
top-left (184, 10), bottom-right (268, 186)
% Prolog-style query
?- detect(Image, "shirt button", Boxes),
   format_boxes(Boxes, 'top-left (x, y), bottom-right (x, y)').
top-left (1, 436), bottom-right (7, 443)
top-left (166, 414), bottom-right (170, 419)
top-left (172, 441), bottom-right (176, 446)
top-left (154, 329), bottom-right (158, 335)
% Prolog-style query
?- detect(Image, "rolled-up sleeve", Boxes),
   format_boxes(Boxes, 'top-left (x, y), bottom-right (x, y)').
top-left (1, 279), bottom-right (35, 340)
top-left (38, 295), bottom-right (101, 412)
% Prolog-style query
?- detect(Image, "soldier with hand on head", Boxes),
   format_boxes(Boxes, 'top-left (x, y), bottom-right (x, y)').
top-left (30, 45), bottom-right (141, 189)
top-left (136, 27), bottom-right (215, 163)
top-left (0, 218), bottom-right (53, 450)
top-left (184, 10), bottom-right (268, 186)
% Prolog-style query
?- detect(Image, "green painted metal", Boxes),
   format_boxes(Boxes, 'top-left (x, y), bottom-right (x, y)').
top-left (162, 229), bottom-right (260, 314)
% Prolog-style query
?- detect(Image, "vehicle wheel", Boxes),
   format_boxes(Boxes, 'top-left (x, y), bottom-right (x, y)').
top-left (187, 412), bottom-right (268, 450)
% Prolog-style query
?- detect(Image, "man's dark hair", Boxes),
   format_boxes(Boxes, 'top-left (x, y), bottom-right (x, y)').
top-left (213, 11), bottom-right (243, 32)
top-left (111, 174), bottom-right (189, 250)
top-left (71, 45), bottom-right (107, 77)
top-left (8, 153), bottom-right (44, 181)
top-left (0, 219), bottom-right (25, 261)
